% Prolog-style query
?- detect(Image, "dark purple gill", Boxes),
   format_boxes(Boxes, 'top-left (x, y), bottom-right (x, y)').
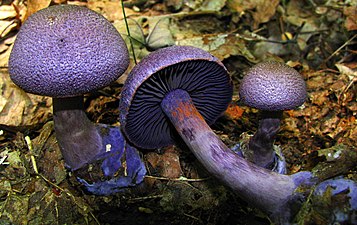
top-left (119, 46), bottom-right (233, 149)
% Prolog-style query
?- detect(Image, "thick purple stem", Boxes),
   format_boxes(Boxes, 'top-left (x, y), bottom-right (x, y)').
top-left (53, 96), bottom-right (102, 170)
top-left (160, 89), bottom-right (312, 220)
top-left (53, 96), bottom-right (147, 195)
top-left (249, 111), bottom-right (282, 168)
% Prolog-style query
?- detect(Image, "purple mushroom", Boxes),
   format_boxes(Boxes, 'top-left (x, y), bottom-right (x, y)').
top-left (119, 46), bottom-right (356, 223)
top-left (238, 61), bottom-right (307, 172)
top-left (119, 46), bottom-right (233, 148)
top-left (9, 5), bottom-right (146, 195)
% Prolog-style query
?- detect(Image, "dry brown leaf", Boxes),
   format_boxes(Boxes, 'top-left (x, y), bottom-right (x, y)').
top-left (0, 20), bottom-right (16, 38)
top-left (211, 34), bottom-right (256, 61)
top-left (326, 117), bottom-right (353, 139)
top-left (306, 72), bottom-right (335, 90)
top-left (335, 63), bottom-right (357, 80)
top-left (0, 5), bottom-right (17, 20)
top-left (24, 0), bottom-right (51, 21)
top-left (146, 147), bottom-right (182, 179)
top-left (347, 122), bottom-right (357, 141)
top-left (282, 117), bottom-right (300, 136)
top-left (227, 0), bottom-right (279, 28)
top-left (53, 0), bottom-right (68, 3)
top-left (252, 0), bottom-right (279, 28)
top-left (0, 69), bottom-right (52, 127)
top-left (88, 0), bottom-right (137, 21)
top-left (343, 6), bottom-right (357, 31)
top-left (300, 105), bottom-right (329, 121)
top-left (177, 34), bottom-right (256, 61)
top-left (199, 0), bottom-right (227, 11)
top-left (0, 41), bottom-right (13, 67)
top-left (310, 90), bottom-right (329, 106)
top-left (226, 0), bottom-right (256, 13)
top-left (347, 101), bottom-right (357, 112)
top-left (225, 104), bottom-right (244, 120)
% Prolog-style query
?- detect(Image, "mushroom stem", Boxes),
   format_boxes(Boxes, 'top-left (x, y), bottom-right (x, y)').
top-left (161, 89), bottom-right (314, 220)
top-left (53, 96), bottom-right (102, 170)
top-left (248, 111), bottom-right (282, 168)
top-left (53, 96), bottom-right (147, 194)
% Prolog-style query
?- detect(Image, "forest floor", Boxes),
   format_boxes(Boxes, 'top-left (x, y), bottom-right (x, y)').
top-left (0, 0), bottom-right (356, 224)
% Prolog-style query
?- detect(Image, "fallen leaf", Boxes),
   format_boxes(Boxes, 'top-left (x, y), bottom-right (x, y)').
top-left (88, 0), bottom-right (137, 21)
top-left (199, 0), bottom-right (227, 11)
top-left (343, 6), bottom-right (357, 31)
top-left (24, 0), bottom-right (51, 21)
top-left (310, 90), bottom-right (329, 106)
top-left (0, 21), bottom-right (17, 38)
top-left (0, 69), bottom-right (52, 127)
top-left (177, 33), bottom-right (256, 61)
top-left (227, 0), bottom-right (279, 28)
top-left (306, 72), bottom-right (335, 90)
top-left (0, 5), bottom-right (17, 20)
top-left (321, 115), bottom-right (339, 135)
top-left (335, 63), bottom-right (357, 80)
top-left (0, 41), bottom-right (13, 67)
top-left (146, 17), bottom-right (175, 50)
top-left (252, 0), bottom-right (279, 28)
top-left (164, 0), bottom-right (181, 10)
top-left (146, 147), bottom-right (182, 179)
top-left (226, 0), bottom-right (256, 13)
top-left (225, 104), bottom-right (244, 119)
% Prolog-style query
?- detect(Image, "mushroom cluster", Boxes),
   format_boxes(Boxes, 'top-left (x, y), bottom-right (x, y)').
top-left (119, 45), bottom-right (357, 223)
top-left (8, 4), bottom-right (356, 223)
top-left (9, 5), bottom-right (146, 195)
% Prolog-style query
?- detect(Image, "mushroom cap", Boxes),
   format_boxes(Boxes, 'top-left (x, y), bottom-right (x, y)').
top-left (9, 5), bottom-right (129, 98)
top-left (239, 61), bottom-right (307, 111)
top-left (119, 45), bottom-right (233, 149)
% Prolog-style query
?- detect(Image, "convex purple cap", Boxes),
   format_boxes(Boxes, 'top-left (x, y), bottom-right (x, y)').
top-left (120, 45), bottom-right (233, 149)
top-left (239, 61), bottom-right (307, 111)
top-left (9, 5), bottom-right (129, 97)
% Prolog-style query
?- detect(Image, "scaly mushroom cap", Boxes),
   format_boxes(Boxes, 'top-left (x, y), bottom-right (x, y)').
top-left (119, 45), bottom-right (233, 149)
top-left (239, 61), bottom-right (307, 111)
top-left (9, 5), bottom-right (129, 98)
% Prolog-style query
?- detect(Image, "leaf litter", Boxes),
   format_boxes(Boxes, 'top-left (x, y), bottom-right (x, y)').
top-left (0, 0), bottom-right (356, 224)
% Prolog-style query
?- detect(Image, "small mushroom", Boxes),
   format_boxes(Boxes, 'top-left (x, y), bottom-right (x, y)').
top-left (119, 46), bottom-right (357, 223)
top-left (239, 61), bottom-right (307, 172)
top-left (9, 5), bottom-right (146, 195)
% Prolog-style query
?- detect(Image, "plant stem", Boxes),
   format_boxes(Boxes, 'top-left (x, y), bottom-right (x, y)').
top-left (121, 0), bottom-right (137, 64)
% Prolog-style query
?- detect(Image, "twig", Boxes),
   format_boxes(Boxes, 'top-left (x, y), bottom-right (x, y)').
top-left (323, 34), bottom-right (357, 64)
top-left (121, 0), bottom-right (137, 64)
top-left (145, 175), bottom-right (210, 182)
top-left (183, 213), bottom-right (203, 224)
top-left (338, 76), bottom-right (356, 105)
top-left (127, 194), bottom-right (164, 203)
top-left (25, 136), bottom-right (39, 176)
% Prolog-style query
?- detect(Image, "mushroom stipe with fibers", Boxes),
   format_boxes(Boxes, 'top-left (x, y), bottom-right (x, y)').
top-left (239, 61), bottom-right (307, 172)
top-left (120, 45), bottom-right (357, 223)
top-left (9, 5), bottom-right (146, 195)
